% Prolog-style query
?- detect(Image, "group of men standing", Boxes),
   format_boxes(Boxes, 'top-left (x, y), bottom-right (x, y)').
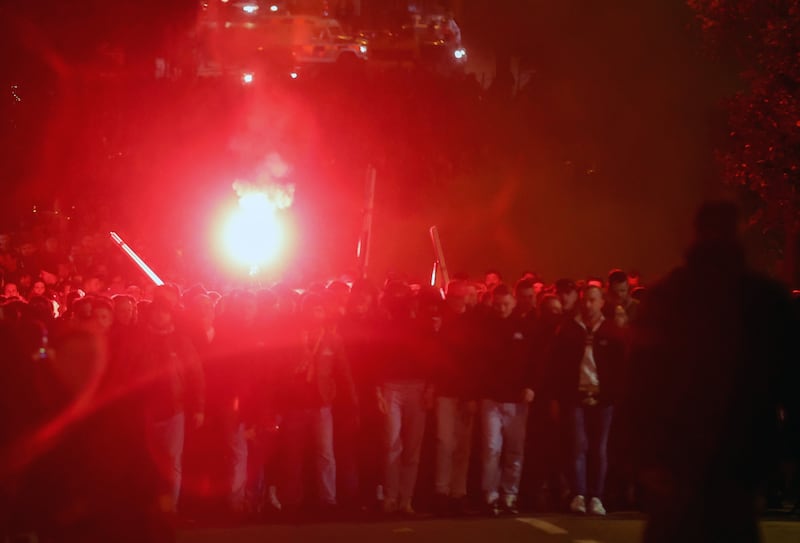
top-left (5, 202), bottom-right (794, 543)
top-left (230, 268), bottom-right (637, 521)
top-left (133, 265), bottom-right (636, 522)
top-left (424, 276), bottom-right (628, 518)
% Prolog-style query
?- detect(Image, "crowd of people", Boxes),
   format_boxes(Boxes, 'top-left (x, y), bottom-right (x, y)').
top-left (1, 202), bottom-right (799, 543)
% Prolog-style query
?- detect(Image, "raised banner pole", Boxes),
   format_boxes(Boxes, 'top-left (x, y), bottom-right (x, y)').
top-left (429, 225), bottom-right (450, 288)
top-left (109, 231), bottom-right (165, 286)
top-left (357, 165), bottom-right (377, 279)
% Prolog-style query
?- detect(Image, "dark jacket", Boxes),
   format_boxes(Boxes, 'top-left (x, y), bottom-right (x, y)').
top-left (138, 327), bottom-right (205, 422)
top-left (531, 313), bottom-right (565, 403)
top-left (624, 241), bottom-right (796, 483)
top-left (477, 315), bottom-right (537, 403)
top-left (374, 316), bottom-right (431, 384)
top-left (435, 308), bottom-right (482, 399)
top-left (283, 325), bottom-right (358, 409)
top-left (550, 317), bottom-right (625, 407)
top-left (339, 313), bottom-right (382, 394)
top-left (206, 319), bottom-right (261, 426)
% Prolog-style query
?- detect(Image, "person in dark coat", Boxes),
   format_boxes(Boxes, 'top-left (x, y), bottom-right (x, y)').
top-left (477, 284), bottom-right (537, 516)
top-left (625, 201), bottom-right (797, 543)
top-left (551, 285), bottom-right (626, 516)
top-left (280, 292), bottom-right (357, 512)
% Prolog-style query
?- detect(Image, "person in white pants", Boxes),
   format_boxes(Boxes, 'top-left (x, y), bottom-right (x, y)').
top-left (434, 280), bottom-right (481, 515)
top-left (478, 284), bottom-right (537, 516)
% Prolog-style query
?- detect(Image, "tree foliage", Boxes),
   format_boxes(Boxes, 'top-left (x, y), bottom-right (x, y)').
top-left (688, 0), bottom-right (800, 280)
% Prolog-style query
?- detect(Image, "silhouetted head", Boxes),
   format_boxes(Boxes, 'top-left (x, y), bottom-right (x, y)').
top-left (555, 278), bottom-right (578, 313)
top-left (382, 280), bottom-right (412, 319)
top-left (302, 292), bottom-right (327, 326)
top-left (539, 294), bottom-right (563, 322)
top-left (485, 270), bottom-right (502, 289)
top-left (491, 284), bottom-right (516, 319)
top-left (445, 279), bottom-right (469, 315)
top-left (607, 269), bottom-right (631, 307)
top-left (112, 294), bottom-right (137, 327)
top-left (693, 200), bottom-right (741, 244)
top-left (514, 277), bottom-right (536, 315)
top-left (686, 200), bottom-right (747, 272)
top-left (580, 285), bottom-right (605, 323)
top-left (91, 297), bottom-right (115, 333)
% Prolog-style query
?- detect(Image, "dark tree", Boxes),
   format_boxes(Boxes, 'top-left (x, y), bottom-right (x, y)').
top-left (688, 0), bottom-right (800, 285)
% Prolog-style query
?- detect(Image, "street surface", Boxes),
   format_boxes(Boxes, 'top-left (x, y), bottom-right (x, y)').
top-left (180, 514), bottom-right (800, 543)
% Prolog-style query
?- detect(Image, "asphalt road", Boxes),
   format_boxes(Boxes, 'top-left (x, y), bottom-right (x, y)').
top-left (179, 514), bottom-right (800, 543)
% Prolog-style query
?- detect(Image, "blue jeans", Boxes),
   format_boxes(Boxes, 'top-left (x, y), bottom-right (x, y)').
top-left (147, 412), bottom-right (185, 511)
top-left (480, 400), bottom-right (528, 503)
top-left (282, 406), bottom-right (336, 506)
top-left (567, 406), bottom-right (614, 498)
top-left (381, 381), bottom-right (427, 506)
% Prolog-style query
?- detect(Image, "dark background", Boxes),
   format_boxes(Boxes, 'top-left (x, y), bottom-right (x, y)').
top-left (0, 0), bottom-right (744, 286)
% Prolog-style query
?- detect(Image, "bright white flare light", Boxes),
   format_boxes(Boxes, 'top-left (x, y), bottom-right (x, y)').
top-left (223, 192), bottom-right (283, 275)
top-left (242, 72), bottom-right (254, 84)
top-left (242, 4), bottom-right (259, 14)
top-left (454, 47), bottom-right (467, 60)
top-left (270, 4), bottom-right (279, 12)
top-left (289, 71), bottom-right (298, 79)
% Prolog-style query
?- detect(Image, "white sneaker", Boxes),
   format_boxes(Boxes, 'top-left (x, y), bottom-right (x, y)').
top-left (570, 495), bottom-right (587, 514)
top-left (268, 485), bottom-right (282, 511)
top-left (588, 497), bottom-right (607, 516)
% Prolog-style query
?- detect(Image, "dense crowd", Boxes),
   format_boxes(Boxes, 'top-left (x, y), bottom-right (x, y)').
top-left (1, 204), bottom-right (799, 543)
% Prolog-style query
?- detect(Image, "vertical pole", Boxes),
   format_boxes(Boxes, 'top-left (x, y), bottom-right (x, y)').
top-left (429, 225), bottom-right (450, 288)
top-left (357, 165), bottom-right (377, 279)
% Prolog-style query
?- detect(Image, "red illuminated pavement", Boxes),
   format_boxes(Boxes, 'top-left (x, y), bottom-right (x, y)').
top-left (179, 514), bottom-right (800, 543)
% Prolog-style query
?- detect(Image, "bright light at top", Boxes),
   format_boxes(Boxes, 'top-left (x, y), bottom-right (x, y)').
top-left (242, 3), bottom-right (259, 13)
top-left (270, 4), bottom-right (279, 12)
top-left (290, 71), bottom-right (298, 79)
top-left (359, 44), bottom-right (368, 54)
top-left (222, 192), bottom-right (284, 274)
top-left (454, 48), bottom-right (466, 60)
top-left (242, 72), bottom-right (254, 84)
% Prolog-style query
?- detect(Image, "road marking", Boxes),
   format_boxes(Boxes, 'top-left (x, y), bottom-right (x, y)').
top-left (516, 517), bottom-right (569, 535)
